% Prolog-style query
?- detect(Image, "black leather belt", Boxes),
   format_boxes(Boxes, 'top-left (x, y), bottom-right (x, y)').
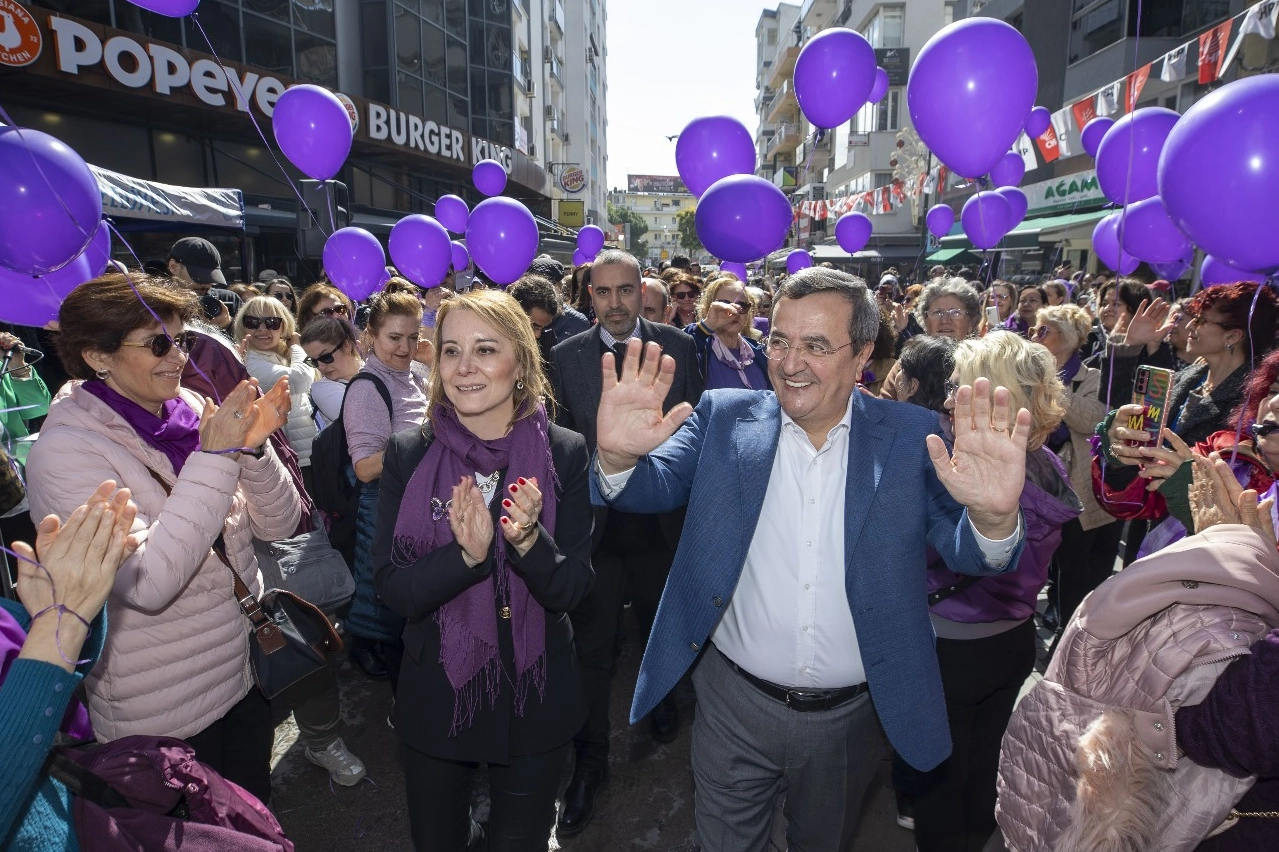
top-left (718, 647), bottom-right (868, 712)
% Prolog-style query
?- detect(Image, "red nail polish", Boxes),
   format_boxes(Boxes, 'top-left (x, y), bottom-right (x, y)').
top-left (502, 499), bottom-right (512, 508)
top-left (509, 484), bottom-right (518, 493)
top-left (518, 477), bottom-right (527, 485)
top-left (500, 517), bottom-right (509, 524)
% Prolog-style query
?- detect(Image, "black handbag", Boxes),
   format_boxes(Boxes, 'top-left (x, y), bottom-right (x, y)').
top-left (252, 514), bottom-right (355, 613)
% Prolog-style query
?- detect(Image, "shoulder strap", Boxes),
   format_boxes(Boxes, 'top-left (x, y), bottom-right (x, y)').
top-left (928, 575), bottom-right (983, 607)
top-left (43, 750), bottom-right (131, 809)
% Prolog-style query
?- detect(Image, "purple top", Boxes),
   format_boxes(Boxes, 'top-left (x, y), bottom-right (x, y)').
top-left (343, 353), bottom-right (429, 464)
top-left (0, 605), bottom-right (92, 739)
top-left (705, 346), bottom-right (769, 391)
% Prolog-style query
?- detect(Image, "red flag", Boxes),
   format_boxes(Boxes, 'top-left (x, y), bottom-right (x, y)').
top-left (1125, 64), bottom-right (1152, 111)
top-left (1034, 125), bottom-right (1061, 163)
top-left (1198, 20), bottom-right (1233, 84)
top-left (1070, 98), bottom-right (1097, 133)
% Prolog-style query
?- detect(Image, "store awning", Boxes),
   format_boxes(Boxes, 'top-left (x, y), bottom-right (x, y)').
top-left (939, 208), bottom-right (1108, 251)
top-left (91, 165), bottom-right (244, 230)
top-left (811, 244), bottom-right (881, 261)
top-left (925, 248), bottom-right (981, 265)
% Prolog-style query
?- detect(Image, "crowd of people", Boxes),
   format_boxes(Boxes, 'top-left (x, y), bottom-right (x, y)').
top-left (2, 235), bottom-right (1278, 852)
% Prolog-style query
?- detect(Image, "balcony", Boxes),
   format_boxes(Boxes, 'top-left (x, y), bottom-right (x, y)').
top-left (765, 42), bottom-right (800, 90)
top-left (549, 54), bottom-right (564, 87)
top-left (765, 122), bottom-right (803, 160)
top-left (550, 0), bottom-right (565, 36)
top-left (795, 131), bottom-right (831, 174)
top-left (756, 87), bottom-right (775, 114)
top-left (765, 78), bottom-right (797, 125)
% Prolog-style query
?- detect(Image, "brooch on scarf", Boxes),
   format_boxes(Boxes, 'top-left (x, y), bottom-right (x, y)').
top-left (431, 497), bottom-right (453, 521)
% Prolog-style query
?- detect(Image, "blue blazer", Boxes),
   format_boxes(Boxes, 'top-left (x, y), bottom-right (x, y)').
top-left (593, 388), bottom-right (1024, 771)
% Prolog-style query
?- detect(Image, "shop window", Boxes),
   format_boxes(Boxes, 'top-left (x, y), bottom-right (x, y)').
top-left (425, 82), bottom-right (448, 122)
top-left (468, 19), bottom-right (486, 67)
top-left (1068, 0), bottom-right (1123, 64)
top-left (443, 0), bottom-right (466, 39)
top-left (296, 33), bottom-right (337, 87)
top-left (243, 13), bottom-right (294, 76)
top-left (242, 0), bottom-right (290, 24)
top-left (486, 72), bottom-right (511, 119)
top-left (398, 74), bottom-right (424, 115)
top-left (449, 93), bottom-right (469, 132)
top-left (420, 0), bottom-right (442, 24)
top-left (876, 89), bottom-right (901, 132)
top-left (446, 35), bottom-right (468, 93)
top-left (422, 22), bottom-right (446, 87)
top-left (293, 2), bottom-right (336, 39)
top-left (395, 5), bottom-right (422, 73)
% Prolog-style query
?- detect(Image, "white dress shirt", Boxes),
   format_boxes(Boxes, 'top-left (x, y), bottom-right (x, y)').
top-left (598, 395), bottom-right (1020, 689)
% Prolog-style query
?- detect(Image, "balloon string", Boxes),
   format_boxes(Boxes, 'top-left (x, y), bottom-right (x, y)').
top-left (1229, 276), bottom-right (1276, 466)
top-left (1, 542), bottom-right (93, 666)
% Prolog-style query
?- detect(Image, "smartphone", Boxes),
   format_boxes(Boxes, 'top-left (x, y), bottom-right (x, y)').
top-left (985, 305), bottom-right (1001, 327)
top-left (1127, 365), bottom-right (1176, 447)
top-left (200, 293), bottom-right (223, 320)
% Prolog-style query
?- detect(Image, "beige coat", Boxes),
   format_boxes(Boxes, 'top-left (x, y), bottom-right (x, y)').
top-left (1054, 362), bottom-right (1115, 531)
top-left (26, 383), bottom-right (301, 741)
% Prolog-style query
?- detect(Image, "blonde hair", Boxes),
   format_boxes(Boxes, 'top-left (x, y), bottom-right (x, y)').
top-left (697, 276), bottom-right (762, 340)
top-left (233, 295), bottom-right (295, 358)
top-left (428, 289), bottom-right (555, 425)
top-left (952, 331), bottom-right (1064, 450)
top-left (1036, 304), bottom-right (1092, 353)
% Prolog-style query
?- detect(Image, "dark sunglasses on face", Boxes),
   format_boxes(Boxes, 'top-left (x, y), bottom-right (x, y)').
top-left (242, 315), bottom-right (284, 331)
top-left (1251, 421), bottom-right (1279, 440)
top-left (304, 344), bottom-right (342, 368)
top-left (672, 291), bottom-right (697, 301)
top-left (1030, 325), bottom-right (1049, 340)
top-left (270, 291), bottom-right (294, 302)
top-left (318, 305), bottom-right (349, 317)
top-left (119, 330), bottom-right (200, 358)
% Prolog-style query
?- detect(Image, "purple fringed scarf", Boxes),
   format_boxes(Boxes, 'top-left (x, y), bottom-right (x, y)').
top-left (81, 380), bottom-right (202, 475)
top-left (392, 401), bottom-right (558, 736)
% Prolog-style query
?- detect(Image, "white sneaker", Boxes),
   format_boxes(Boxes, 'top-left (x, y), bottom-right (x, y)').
top-left (305, 737), bottom-right (366, 786)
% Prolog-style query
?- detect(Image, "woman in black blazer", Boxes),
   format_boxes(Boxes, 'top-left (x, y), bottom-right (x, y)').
top-left (373, 289), bottom-right (594, 852)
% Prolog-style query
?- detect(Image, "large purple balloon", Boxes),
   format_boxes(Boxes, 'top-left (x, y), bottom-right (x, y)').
top-left (389, 215), bottom-right (452, 288)
top-left (925, 204), bottom-right (955, 239)
top-left (1118, 196), bottom-right (1192, 264)
top-left (786, 250), bottom-right (813, 273)
top-left (1091, 212), bottom-right (1140, 275)
top-left (272, 85), bottom-right (352, 182)
top-left (1159, 75), bottom-right (1279, 274)
top-left (675, 116), bottom-right (757, 198)
top-left (1025, 106), bottom-right (1051, 138)
top-left (1151, 250), bottom-right (1193, 281)
top-left (466, 197), bottom-right (539, 284)
top-left (572, 248), bottom-right (590, 267)
top-left (721, 261), bottom-right (748, 279)
top-left (694, 175), bottom-right (793, 263)
top-left (0, 127), bottom-right (103, 276)
top-left (0, 220), bottom-right (111, 325)
top-left (450, 241), bottom-right (470, 273)
top-left (989, 151), bottom-right (1025, 188)
top-left (996, 187), bottom-right (1028, 229)
top-left (123, 0), bottom-right (199, 16)
top-left (793, 28), bottom-right (878, 130)
top-left (1201, 254), bottom-right (1268, 286)
top-left (961, 192), bottom-right (1012, 250)
top-left (577, 224), bottom-right (606, 255)
top-left (869, 67), bottom-right (890, 103)
top-left (472, 160), bottom-right (508, 197)
top-left (835, 212), bottom-right (873, 254)
top-left (323, 228), bottom-right (386, 301)
top-left (435, 195), bottom-right (469, 234)
top-left (908, 19), bottom-right (1038, 179)
top-left (1095, 107), bottom-right (1179, 206)
top-left (1081, 117), bottom-right (1114, 158)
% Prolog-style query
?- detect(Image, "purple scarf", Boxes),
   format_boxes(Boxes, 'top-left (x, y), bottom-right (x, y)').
top-left (82, 380), bottom-right (202, 475)
top-left (392, 401), bottom-right (558, 736)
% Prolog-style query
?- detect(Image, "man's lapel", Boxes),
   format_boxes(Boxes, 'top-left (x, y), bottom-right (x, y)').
top-left (844, 393), bottom-right (894, 559)
top-left (735, 394), bottom-right (781, 532)
top-left (575, 326), bottom-right (603, 408)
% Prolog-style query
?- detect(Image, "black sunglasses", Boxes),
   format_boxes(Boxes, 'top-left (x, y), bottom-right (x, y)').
top-left (318, 305), bottom-right (349, 317)
top-left (1251, 422), bottom-right (1279, 440)
top-left (242, 315), bottom-right (284, 331)
top-left (269, 291), bottom-right (295, 302)
top-left (119, 330), bottom-right (200, 359)
top-left (304, 344), bottom-right (343, 368)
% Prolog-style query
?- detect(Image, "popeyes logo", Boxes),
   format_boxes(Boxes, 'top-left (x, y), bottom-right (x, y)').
top-left (0, 0), bottom-right (42, 68)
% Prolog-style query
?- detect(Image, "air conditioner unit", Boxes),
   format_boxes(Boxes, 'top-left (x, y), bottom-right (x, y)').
top-left (545, 104), bottom-right (556, 118)
top-left (563, 132), bottom-right (570, 144)
top-left (524, 77), bottom-right (535, 96)
top-left (528, 142), bottom-right (537, 158)
top-left (543, 46), bottom-right (552, 62)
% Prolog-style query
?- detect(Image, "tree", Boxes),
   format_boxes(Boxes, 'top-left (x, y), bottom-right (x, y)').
top-left (675, 207), bottom-right (704, 256)
top-left (607, 200), bottom-right (649, 257)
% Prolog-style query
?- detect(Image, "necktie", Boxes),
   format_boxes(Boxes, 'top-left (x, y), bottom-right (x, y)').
top-left (613, 341), bottom-right (628, 379)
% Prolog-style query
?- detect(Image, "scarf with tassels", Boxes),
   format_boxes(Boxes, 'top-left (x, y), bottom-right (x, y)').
top-left (391, 401), bottom-right (558, 736)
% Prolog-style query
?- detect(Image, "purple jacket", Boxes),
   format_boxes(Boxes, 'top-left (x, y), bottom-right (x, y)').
top-left (929, 446), bottom-right (1081, 623)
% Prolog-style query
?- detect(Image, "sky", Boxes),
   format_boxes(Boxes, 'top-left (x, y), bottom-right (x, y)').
top-left (604, 0), bottom-right (761, 190)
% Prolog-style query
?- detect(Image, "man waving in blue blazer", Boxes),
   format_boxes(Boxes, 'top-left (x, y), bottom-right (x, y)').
top-left (592, 268), bottom-right (1029, 851)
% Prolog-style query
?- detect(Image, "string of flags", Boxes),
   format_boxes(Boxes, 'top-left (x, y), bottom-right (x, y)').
top-left (794, 165), bottom-right (950, 220)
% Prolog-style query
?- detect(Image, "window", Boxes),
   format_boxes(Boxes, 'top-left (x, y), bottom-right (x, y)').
top-left (1068, 0), bottom-right (1124, 64)
top-left (942, 2), bottom-right (957, 26)
top-left (766, 27), bottom-right (777, 46)
top-left (852, 87), bottom-right (901, 133)
top-left (862, 6), bottom-right (904, 49)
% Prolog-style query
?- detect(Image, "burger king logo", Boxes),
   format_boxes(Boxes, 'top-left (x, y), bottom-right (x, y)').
top-left (0, 0), bottom-right (42, 68)
top-left (559, 166), bottom-right (586, 194)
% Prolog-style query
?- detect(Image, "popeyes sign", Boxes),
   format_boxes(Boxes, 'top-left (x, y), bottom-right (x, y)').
top-left (0, 0), bottom-right (42, 68)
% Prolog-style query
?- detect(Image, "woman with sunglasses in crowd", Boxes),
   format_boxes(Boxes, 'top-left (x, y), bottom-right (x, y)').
top-left (665, 272), bottom-right (703, 328)
top-left (264, 277), bottom-right (300, 317)
top-left (297, 283), bottom-right (355, 330)
top-left (301, 315), bottom-right (365, 428)
top-left (686, 274), bottom-right (770, 391)
top-left (234, 296), bottom-right (320, 495)
top-left (23, 273), bottom-right (300, 802)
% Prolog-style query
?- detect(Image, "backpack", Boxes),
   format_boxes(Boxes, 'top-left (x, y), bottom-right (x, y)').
top-left (44, 736), bottom-right (293, 851)
top-left (309, 373), bottom-right (392, 563)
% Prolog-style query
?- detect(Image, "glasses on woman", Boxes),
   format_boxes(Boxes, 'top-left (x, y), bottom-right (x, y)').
top-left (672, 291), bottom-right (697, 301)
top-left (1251, 421), bottom-right (1279, 440)
top-left (762, 336), bottom-right (854, 361)
top-left (1187, 315), bottom-right (1227, 329)
top-left (1029, 325), bottom-right (1050, 340)
top-left (318, 305), bottom-right (349, 318)
top-left (119, 330), bottom-right (200, 358)
top-left (928, 308), bottom-right (966, 321)
top-left (269, 291), bottom-right (294, 303)
top-left (304, 344), bottom-right (342, 368)
top-left (242, 315), bottom-right (284, 331)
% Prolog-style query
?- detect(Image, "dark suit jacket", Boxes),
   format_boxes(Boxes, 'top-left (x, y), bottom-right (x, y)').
top-left (372, 423), bottom-right (594, 764)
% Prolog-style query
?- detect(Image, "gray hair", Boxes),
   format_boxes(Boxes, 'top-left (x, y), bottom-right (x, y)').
top-left (592, 249), bottom-right (641, 281)
top-left (643, 277), bottom-right (669, 309)
top-left (774, 267), bottom-right (880, 347)
top-left (914, 277), bottom-right (981, 328)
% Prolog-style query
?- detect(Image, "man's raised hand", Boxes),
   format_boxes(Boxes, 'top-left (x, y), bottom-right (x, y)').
top-left (596, 339), bottom-right (693, 474)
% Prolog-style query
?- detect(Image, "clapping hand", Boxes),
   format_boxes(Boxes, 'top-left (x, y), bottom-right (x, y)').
top-left (596, 339), bottom-right (694, 474)
top-left (925, 378), bottom-right (1030, 539)
top-left (199, 378), bottom-right (290, 457)
top-left (1115, 299), bottom-right (1174, 350)
top-left (1189, 452), bottom-right (1276, 544)
top-left (1136, 428), bottom-right (1194, 491)
top-left (500, 477), bottom-right (542, 557)
top-left (449, 476), bottom-right (494, 567)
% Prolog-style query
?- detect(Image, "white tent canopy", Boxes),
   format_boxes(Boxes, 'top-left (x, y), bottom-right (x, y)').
top-left (91, 165), bottom-right (245, 230)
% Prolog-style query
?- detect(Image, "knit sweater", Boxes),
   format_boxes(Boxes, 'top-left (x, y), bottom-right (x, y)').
top-left (342, 354), bottom-right (429, 465)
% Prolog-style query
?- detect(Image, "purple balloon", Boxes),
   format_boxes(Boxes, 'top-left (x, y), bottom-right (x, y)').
top-left (577, 224), bottom-right (606, 255)
top-left (389, 215), bottom-right (452, 288)
top-left (995, 187), bottom-right (1028, 229)
top-left (323, 227), bottom-right (386, 301)
top-left (466, 197), bottom-right (539, 284)
top-left (1091, 212), bottom-right (1140, 275)
top-left (1160, 75), bottom-right (1279, 274)
top-left (435, 195), bottom-right (469, 234)
top-left (1025, 106), bottom-right (1051, 138)
top-left (793, 28), bottom-right (878, 130)
top-left (1080, 117), bottom-right (1114, 159)
top-left (1095, 107), bottom-right (1179, 206)
top-left (961, 191), bottom-right (1013, 250)
top-left (786, 250), bottom-right (813, 273)
top-left (989, 151), bottom-right (1025, 188)
top-left (1150, 253), bottom-right (1192, 281)
top-left (572, 248), bottom-right (590, 267)
top-left (0, 219), bottom-right (111, 324)
top-left (123, 0), bottom-right (199, 15)
top-left (908, 19), bottom-right (1038, 179)
top-left (721, 261), bottom-right (748, 279)
top-left (472, 160), bottom-right (508, 197)
top-left (0, 127), bottom-right (103, 276)
top-left (694, 175), bottom-right (793, 263)
top-left (450, 241), bottom-right (470, 273)
top-left (272, 85), bottom-right (353, 182)
top-left (1201, 254), bottom-right (1268, 286)
top-left (869, 67), bottom-right (890, 103)
top-left (835, 212), bottom-right (873, 254)
top-left (925, 204), bottom-right (955, 239)
top-left (675, 116), bottom-right (757, 198)
top-left (1118, 197), bottom-right (1192, 264)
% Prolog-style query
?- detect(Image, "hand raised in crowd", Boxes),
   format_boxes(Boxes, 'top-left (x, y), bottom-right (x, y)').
top-left (1190, 452), bottom-right (1276, 543)
top-left (199, 378), bottom-right (290, 457)
top-left (449, 476), bottom-right (494, 567)
top-left (1106, 403), bottom-right (1154, 467)
top-left (702, 301), bottom-right (743, 333)
top-left (892, 302), bottom-right (910, 332)
top-left (0, 332), bottom-right (27, 370)
top-left (415, 337), bottom-right (435, 368)
top-left (596, 339), bottom-right (695, 475)
top-left (926, 377), bottom-right (1030, 539)
top-left (500, 476), bottom-right (542, 557)
top-left (1114, 299), bottom-right (1174, 350)
top-left (236, 334), bottom-right (250, 361)
top-left (1136, 427), bottom-right (1194, 490)
top-left (663, 303), bottom-right (679, 325)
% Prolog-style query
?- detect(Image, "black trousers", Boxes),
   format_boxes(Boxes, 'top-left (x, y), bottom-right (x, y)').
top-left (902, 620), bottom-right (1037, 852)
top-left (568, 510), bottom-right (674, 773)
top-left (185, 687), bottom-right (274, 805)
top-left (400, 742), bottom-right (569, 852)
top-left (1051, 517), bottom-right (1124, 636)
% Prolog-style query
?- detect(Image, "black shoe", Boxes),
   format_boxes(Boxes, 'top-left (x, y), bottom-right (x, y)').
top-left (557, 766), bottom-right (608, 837)
top-left (649, 696), bottom-right (679, 744)
top-left (349, 638), bottom-right (389, 681)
